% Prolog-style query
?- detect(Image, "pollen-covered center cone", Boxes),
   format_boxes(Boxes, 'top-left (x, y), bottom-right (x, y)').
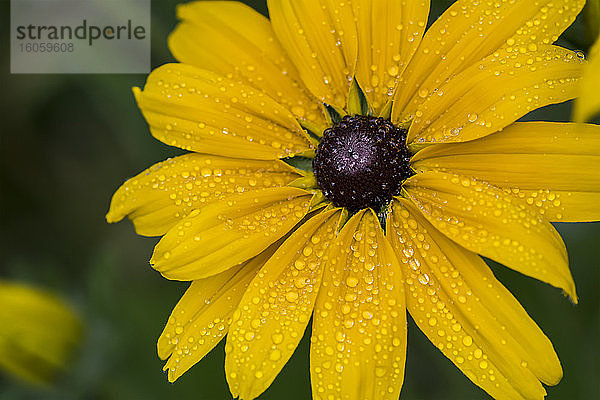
top-left (313, 115), bottom-right (412, 211)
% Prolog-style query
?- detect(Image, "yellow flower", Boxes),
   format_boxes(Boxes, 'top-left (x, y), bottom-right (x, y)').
top-left (573, 34), bottom-right (600, 122)
top-left (0, 280), bottom-right (82, 386)
top-left (107, 0), bottom-right (600, 399)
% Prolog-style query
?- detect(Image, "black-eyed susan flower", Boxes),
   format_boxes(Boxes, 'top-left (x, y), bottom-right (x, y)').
top-left (107, 0), bottom-right (600, 399)
top-left (0, 280), bottom-right (81, 386)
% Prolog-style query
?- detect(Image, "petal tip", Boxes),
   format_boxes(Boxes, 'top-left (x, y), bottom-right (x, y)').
top-left (105, 204), bottom-right (126, 224)
top-left (149, 253), bottom-right (163, 272)
top-left (563, 276), bottom-right (578, 304)
top-left (157, 338), bottom-right (169, 361)
top-left (174, 2), bottom-right (188, 18)
top-left (105, 211), bottom-right (117, 224)
top-left (132, 86), bottom-right (142, 102)
top-left (543, 364), bottom-right (564, 387)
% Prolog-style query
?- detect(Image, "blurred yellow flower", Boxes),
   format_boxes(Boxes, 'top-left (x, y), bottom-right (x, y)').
top-left (574, 35), bottom-right (600, 122)
top-left (108, 0), bottom-right (599, 399)
top-left (0, 280), bottom-right (82, 386)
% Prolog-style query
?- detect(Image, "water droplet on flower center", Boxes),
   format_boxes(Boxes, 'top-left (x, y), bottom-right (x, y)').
top-left (313, 115), bottom-right (412, 211)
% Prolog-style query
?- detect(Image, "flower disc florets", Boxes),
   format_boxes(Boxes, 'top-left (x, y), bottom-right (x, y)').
top-left (313, 115), bottom-right (412, 212)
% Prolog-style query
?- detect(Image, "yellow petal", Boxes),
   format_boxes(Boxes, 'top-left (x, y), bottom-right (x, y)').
top-left (509, 189), bottom-right (600, 223)
top-left (411, 121), bottom-right (600, 222)
top-left (225, 209), bottom-right (341, 400)
top-left (168, 1), bottom-right (327, 131)
top-left (267, 0), bottom-right (358, 109)
top-left (134, 63), bottom-right (312, 160)
top-left (352, 0), bottom-right (429, 114)
top-left (311, 210), bottom-right (407, 400)
top-left (574, 35), bottom-right (600, 122)
top-left (151, 187), bottom-right (312, 281)
top-left (388, 199), bottom-right (562, 400)
top-left (393, 0), bottom-right (586, 120)
top-left (0, 280), bottom-right (82, 386)
top-left (158, 245), bottom-right (278, 382)
top-left (406, 45), bottom-right (584, 144)
top-left (404, 171), bottom-right (577, 301)
top-left (106, 154), bottom-right (302, 236)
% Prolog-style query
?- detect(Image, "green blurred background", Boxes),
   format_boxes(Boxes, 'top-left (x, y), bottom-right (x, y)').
top-left (0, 0), bottom-right (598, 399)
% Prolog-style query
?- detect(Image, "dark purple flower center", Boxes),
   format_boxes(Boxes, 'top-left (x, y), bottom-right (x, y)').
top-left (313, 115), bottom-right (412, 212)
